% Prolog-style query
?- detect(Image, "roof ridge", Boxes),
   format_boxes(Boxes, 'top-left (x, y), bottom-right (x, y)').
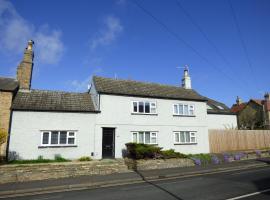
top-left (93, 75), bottom-right (188, 90)
top-left (26, 89), bottom-right (89, 95)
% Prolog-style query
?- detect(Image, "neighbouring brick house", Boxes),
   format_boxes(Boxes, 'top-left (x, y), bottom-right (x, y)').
top-left (231, 95), bottom-right (270, 130)
top-left (0, 40), bottom-right (34, 158)
top-left (0, 78), bottom-right (18, 157)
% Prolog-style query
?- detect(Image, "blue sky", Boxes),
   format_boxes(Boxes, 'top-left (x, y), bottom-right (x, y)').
top-left (0, 0), bottom-right (269, 106)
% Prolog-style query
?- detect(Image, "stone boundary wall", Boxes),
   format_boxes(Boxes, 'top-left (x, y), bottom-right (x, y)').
top-left (125, 158), bottom-right (195, 170)
top-left (0, 160), bottom-right (129, 184)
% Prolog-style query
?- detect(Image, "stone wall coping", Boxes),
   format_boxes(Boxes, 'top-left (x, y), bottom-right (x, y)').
top-left (0, 159), bottom-right (123, 169)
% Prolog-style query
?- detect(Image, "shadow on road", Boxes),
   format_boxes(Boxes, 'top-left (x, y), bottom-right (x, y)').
top-left (134, 169), bottom-right (184, 200)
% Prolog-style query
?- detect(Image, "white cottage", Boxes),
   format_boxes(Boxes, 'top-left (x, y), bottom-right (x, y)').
top-left (7, 42), bottom-right (237, 160)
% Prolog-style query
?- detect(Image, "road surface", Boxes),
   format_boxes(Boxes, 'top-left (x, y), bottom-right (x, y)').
top-left (3, 166), bottom-right (270, 200)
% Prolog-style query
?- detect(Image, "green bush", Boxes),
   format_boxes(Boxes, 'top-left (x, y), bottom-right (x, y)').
top-left (8, 155), bottom-right (70, 164)
top-left (0, 129), bottom-right (7, 146)
top-left (161, 149), bottom-right (188, 159)
top-left (54, 154), bottom-right (69, 162)
top-left (79, 156), bottom-right (92, 161)
top-left (187, 153), bottom-right (212, 165)
top-left (125, 143), bottom-right (162, 159)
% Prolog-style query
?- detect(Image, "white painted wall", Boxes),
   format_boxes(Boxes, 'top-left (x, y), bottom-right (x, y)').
top-left (207, 114), bottom-right (237, 129)
top-left (94, 94), bottom-right (210, 159)
top-left (9, 111), bottom-right (96, 160)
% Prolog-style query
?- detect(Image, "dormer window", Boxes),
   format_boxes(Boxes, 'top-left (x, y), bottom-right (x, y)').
top-left (217, 105), bottom-right (224, 110)
top-left (132, 101), bottom-right (157, 114)
top-left (173, 104), bottom-right (195, 116)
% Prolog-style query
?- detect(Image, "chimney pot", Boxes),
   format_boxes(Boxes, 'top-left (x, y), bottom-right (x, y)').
top-left (265, 92), bottom-right (270, 101)
top-left (27, 40), bottom-right (34, 50)
top-left (236, 96), bottom-right (242, 105)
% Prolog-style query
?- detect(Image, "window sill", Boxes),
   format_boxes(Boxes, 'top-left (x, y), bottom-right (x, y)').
top-left (38, 145), bottom-right (77, 148)
top-left (173, 115), bottom-right (196, 117)
top-left (131, 113), bottom-right (158, 116)
top-left (174, 143), bottom-right (197, 145)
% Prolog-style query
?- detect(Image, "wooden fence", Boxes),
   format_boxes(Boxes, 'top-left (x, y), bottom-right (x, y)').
top-left (209, 130), bottom-right (270, 153)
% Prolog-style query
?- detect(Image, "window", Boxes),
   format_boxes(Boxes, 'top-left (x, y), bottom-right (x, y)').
top-left (132, 101), bottom-right (157, 114)
top-left (217, 105), bottom-right (224, 110)
top-left (173, 104), bottom-right (195, 116)
top-left (174, 131), bottom-right (196, 144)
top-left (132, 132), bottom-right (157, 144)
top-left (41, 131), bottom-right (76, 146)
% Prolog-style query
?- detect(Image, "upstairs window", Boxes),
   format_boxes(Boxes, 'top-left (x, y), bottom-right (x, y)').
top-left (173, 104), bottom-right (195, 116)
top-left (41, 131), bottom-right (76, 146)
top-left (132, 101), bottom-right (157, 114)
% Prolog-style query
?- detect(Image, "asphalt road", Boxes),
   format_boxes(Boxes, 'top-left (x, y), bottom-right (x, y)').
top-left (3, 166), bottom-right (270, 200)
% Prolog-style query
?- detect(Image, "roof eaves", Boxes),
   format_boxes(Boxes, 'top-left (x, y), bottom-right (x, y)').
top-left (98, 91), bottom-right (208, 102)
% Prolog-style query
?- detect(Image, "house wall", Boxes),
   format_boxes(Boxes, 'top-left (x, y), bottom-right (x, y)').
top-left (94, 94), bottom-right (210, 159)
top-left (9, 111), bottom-right (96, 160)
top-left (0, 91), bottom-right (13, 156)
top-left (207, 114), bottom-right (237, 129)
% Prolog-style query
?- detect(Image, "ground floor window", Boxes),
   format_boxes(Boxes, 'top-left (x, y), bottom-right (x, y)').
top-left (174, 131), bottom-right (196, 144)
top-left (41, 131), bottom-right (76, 146)
top-left (132, 131), bottom-right (157, 144)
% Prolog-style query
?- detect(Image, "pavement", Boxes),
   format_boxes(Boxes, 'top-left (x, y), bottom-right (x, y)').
top-left (0, 158), bottom-right (269, 199)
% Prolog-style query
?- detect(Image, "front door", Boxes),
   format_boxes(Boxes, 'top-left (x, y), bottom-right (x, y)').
top-left (102, 128), bottom-right (115, 158)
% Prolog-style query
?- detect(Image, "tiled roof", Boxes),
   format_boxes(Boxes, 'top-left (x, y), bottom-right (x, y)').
top-left (93, 76), bottom-right (207, 101)
top-left (0, 77), bottom-right (19, 92)
top-left (231, 103), bottom-right (247, 113)
top-left (206, 97), bottom-right (235, 115)
top-left (12, 89), bottom-right (97, 112)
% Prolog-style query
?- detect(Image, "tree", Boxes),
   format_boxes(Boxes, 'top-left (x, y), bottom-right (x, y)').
top-left (0, 129), bottom-right (7, 146)
top-left (238, 102), bottom-right (263, 130)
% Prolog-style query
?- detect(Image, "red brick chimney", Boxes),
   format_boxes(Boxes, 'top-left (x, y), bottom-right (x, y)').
top-left (16, 40), bottom-right (34, 90)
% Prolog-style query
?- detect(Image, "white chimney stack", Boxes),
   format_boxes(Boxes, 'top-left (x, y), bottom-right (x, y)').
top-left (182, 65), bottom-right (192, 89)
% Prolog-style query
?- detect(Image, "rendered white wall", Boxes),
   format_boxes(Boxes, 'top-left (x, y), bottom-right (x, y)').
top-left (207, 114), bottom-right (237, 129)
top-left (9, 111), bottom-right (96, 160)
top-left (94, 94), bottom-right (210, 159)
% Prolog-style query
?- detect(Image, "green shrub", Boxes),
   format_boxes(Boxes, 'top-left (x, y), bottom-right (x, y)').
top-left (161, 149), bottom-right (188, 159)
top-left (125, 143), bottom-right (162, 159)
top-left (187, 153), bottom-right (212, 165)
top-left (79, 156), bottom-right (92, 161)
top-left (8, 155), bottom-right (70, 164)
top-left (54, 154), bottom-right (69, 162)
top-left (0, 129), bottom-right (7, 146)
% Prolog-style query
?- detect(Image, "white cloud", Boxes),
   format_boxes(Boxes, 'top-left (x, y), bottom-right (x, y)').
top-left (90, 16), bottom-right (123, 50)
top-left (0, 0), bottom-right (64, 65)
top-left (70, 68), bottom-right (103, 91)
top-left (35, 27), bottom-right (64, 64)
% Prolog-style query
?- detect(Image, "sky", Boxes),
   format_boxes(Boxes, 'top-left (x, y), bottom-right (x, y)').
top-left (0, 0), bottom-right (269, 106)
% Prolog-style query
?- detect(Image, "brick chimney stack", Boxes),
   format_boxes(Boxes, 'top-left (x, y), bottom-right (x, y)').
top-left (17, 40), bottom-right (34, 90)
top-left (264, 92), bottom-right (270, 129)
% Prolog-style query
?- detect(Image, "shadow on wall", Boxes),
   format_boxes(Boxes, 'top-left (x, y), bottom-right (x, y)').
top-left (7, 151), bottom-right (20, 161)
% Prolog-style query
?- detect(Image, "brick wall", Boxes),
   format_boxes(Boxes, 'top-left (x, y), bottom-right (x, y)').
top-left (0, 91), bottom-right (13, 156)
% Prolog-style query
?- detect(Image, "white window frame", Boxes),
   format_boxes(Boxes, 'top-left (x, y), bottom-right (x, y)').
top-left (40, 131), bottom-right (77, 146)
top-left (174, 131), bottom-right (197, 144)
top-left (173, 104), bottom-right (195, 116)
top-left (132, 131), bottom-right (158, 144)
top-left (132, 101), bottom-right (157, 114)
